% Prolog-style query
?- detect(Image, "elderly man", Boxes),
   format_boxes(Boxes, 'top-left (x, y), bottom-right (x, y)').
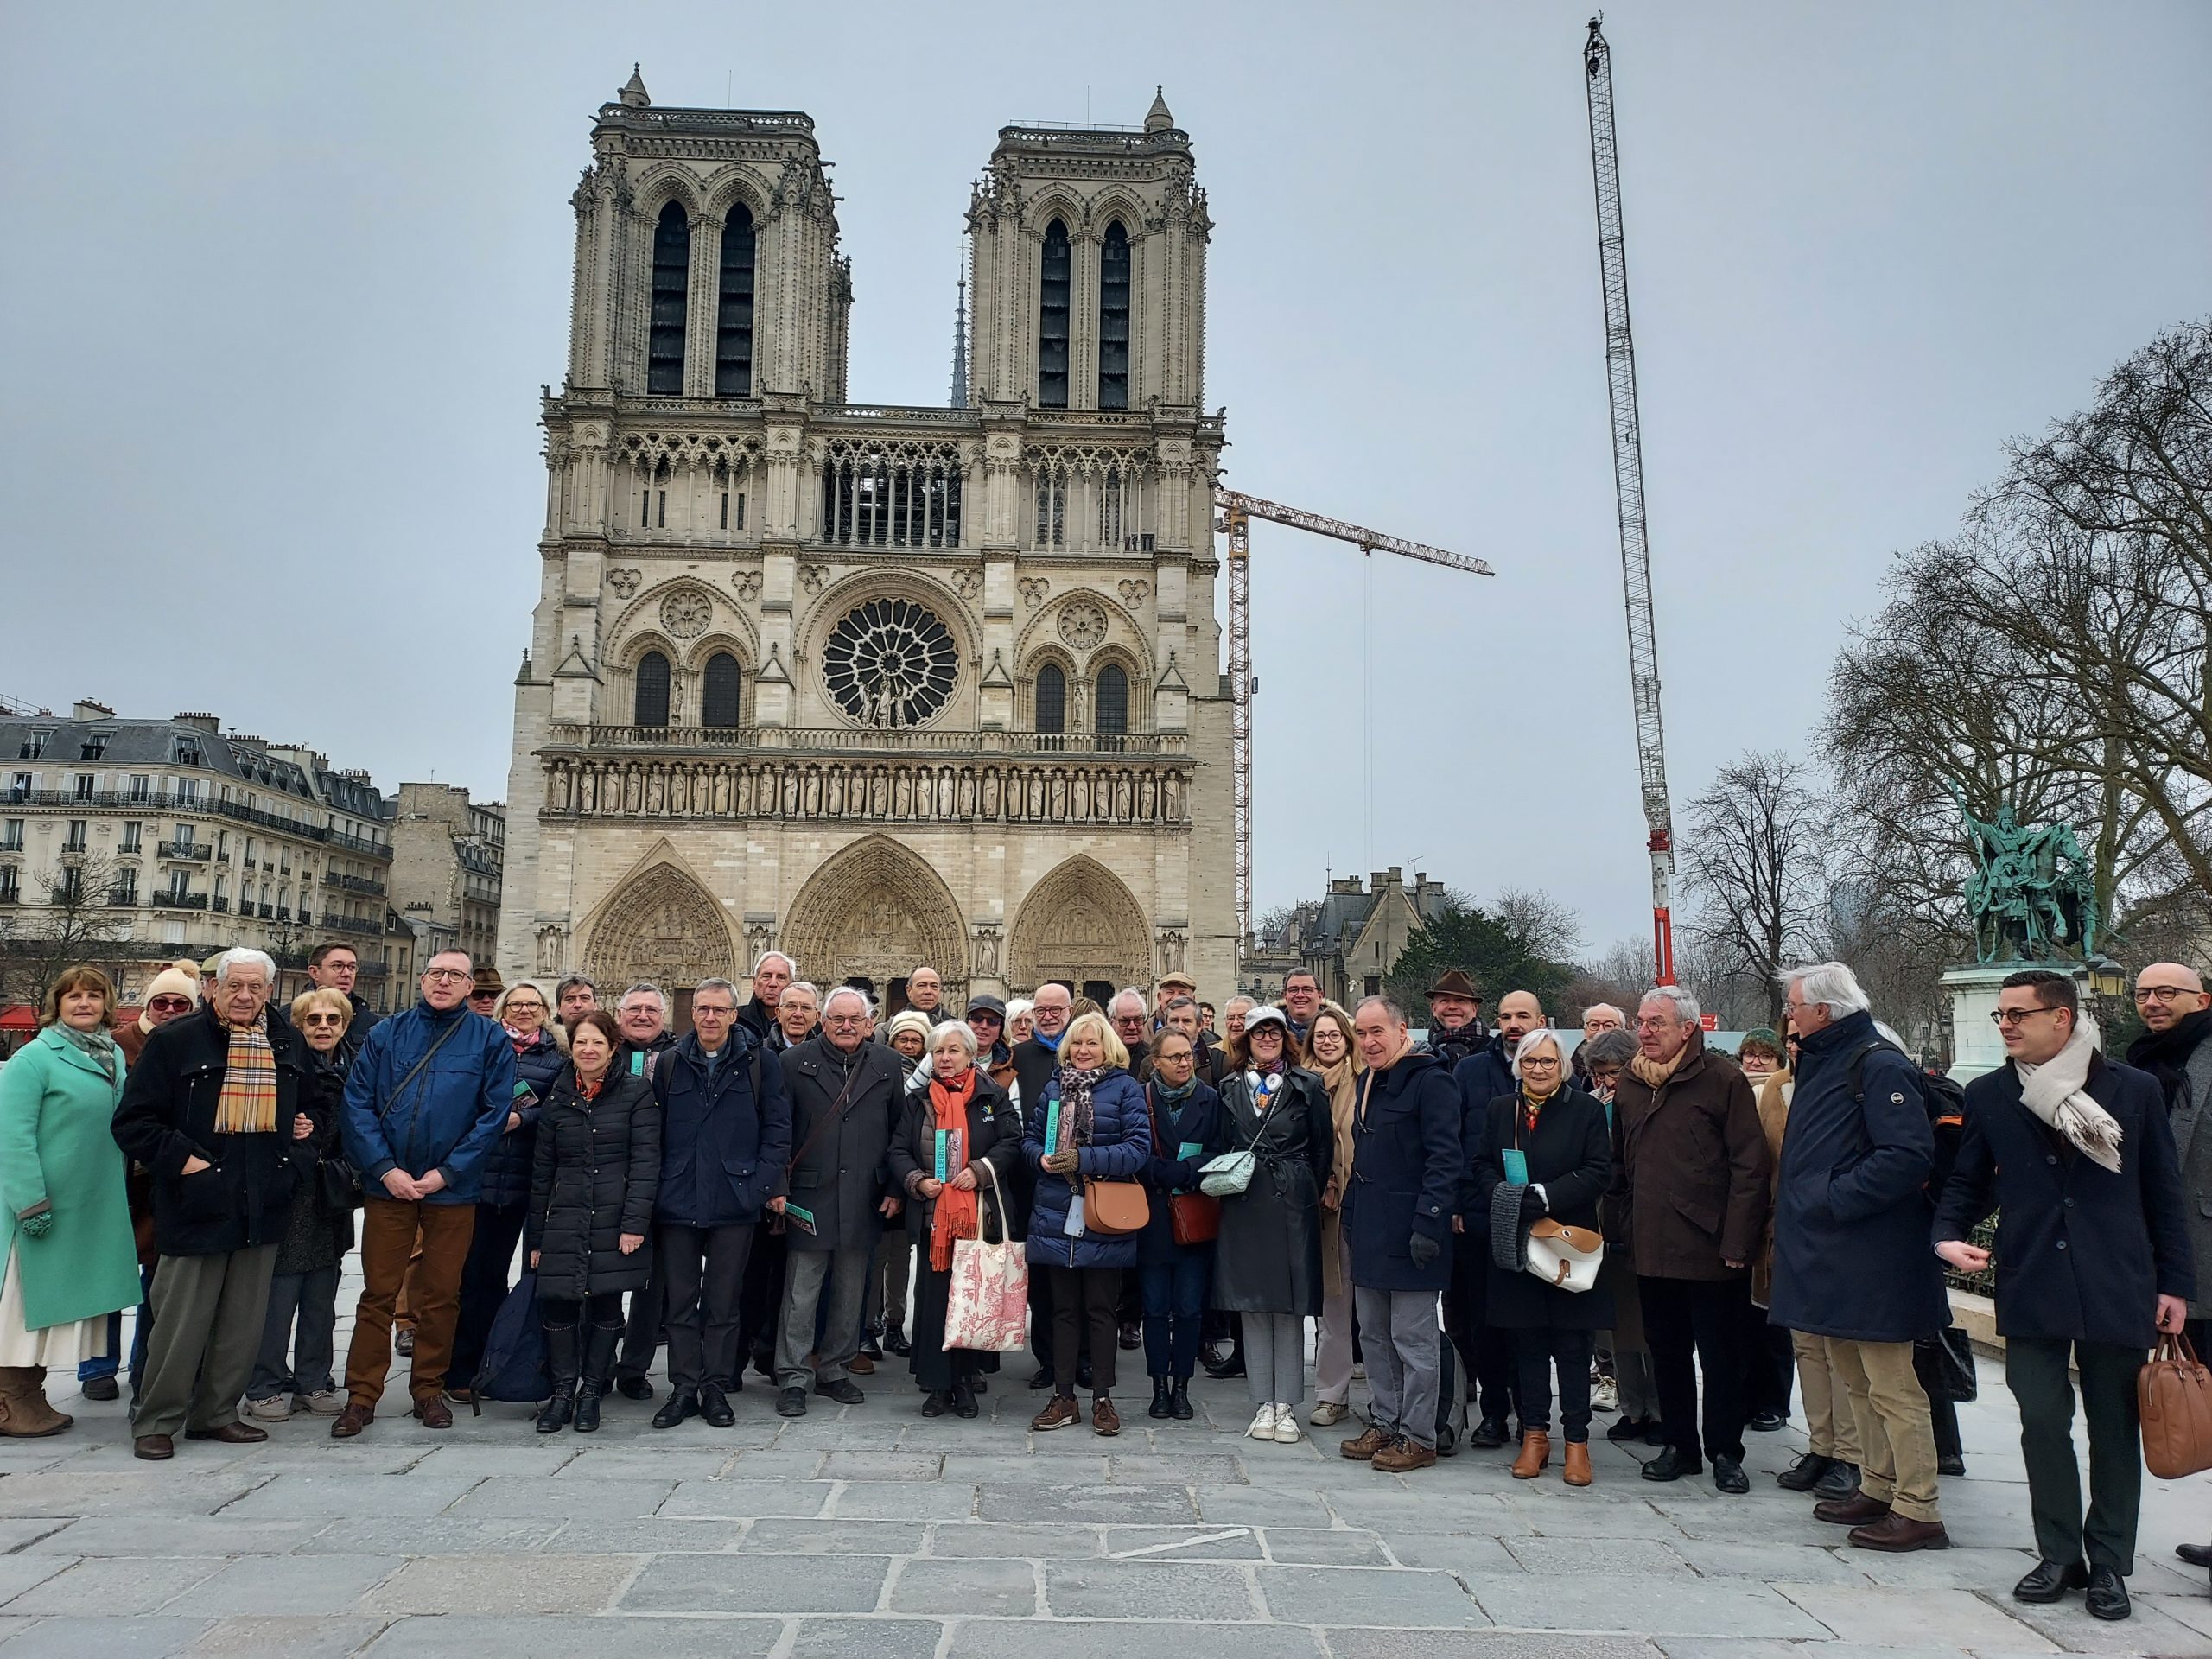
top-left (308, 942), bottom-right (381, 1052)
top-left (1769, 963), bottom-right (1949, 1552)
top-left (734, 980), bottom-right (827, 1379)
top-left (1154, 971), bottom-right (1197, 1030)
top-left (113, 949), bottom-right (316, 1460)
top-left (1159, 996), bottom-right (1225, 1086)
top-left (772, 987), bottom-right (904, 1416)
top-left (773, 982), bottom-right (821, 1052)
top-left (333, 950), bottom-right (515, 1437)
top-left (610, 983), bottom-right (681, 1401)
top-left (903, 966), bottom-right (944, 1021)
top-left (1937, 970), bottom-right (2191, 1621)
top-left (1109, 989), bottom-right (1152, 1076)
top-left (1574, 1003), bottom-right (1627, 1087)
top-left (1613, 984), bottom-right (1770, 1494)
top-left (740, 953), bottom-right (797, 1041)
top-left (1424, 970), bottom-right (1488, 1070)
top-left (1281, 971), bottom-right (1323, 1044)
top-left (1341, 995), bottom-right (1462, 1473)
top-left (556, 973), bottom-right (600, 1033)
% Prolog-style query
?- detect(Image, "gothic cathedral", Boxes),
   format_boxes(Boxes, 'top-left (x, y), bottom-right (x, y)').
top-left (496, 71), bottom-right (1235, 1016)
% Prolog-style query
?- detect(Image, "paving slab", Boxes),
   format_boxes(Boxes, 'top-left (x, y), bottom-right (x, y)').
top-left (1103, 1523), bottom-right (1266, 1560)
top-left (888, 1555), bottom-right (1038, 1615)
top-left (1771, 1584), bottom-right (2058, 1651)
top-left (828, 1480), bottom-right (978, 1519)
top-left (0, 1558), bottom-right (73, 1607)
top-left (738, 1517), bottom-right (926, 1554)
top-left (16, 1517), bottom-right (324, 1558)
top-left (1043, 1559), bottom-right (1260, 1619)
top-left (360, 1614), bottom-right (784, 1656)
top-left (543, 1516), bottom-right (745, 1552)
top-left (785, 1618), bottom-right (947, 1659)
top-left (1992, 1592), bottom-right (2209, 1655)
top-left (1257, 1564), bottom-right (1490, 1628)
top-left (820, 1450), bottom-right (944, 1482)
top-left (1, 1556), bottom-right (224, 1616)
top-left (1326, 1634), bottom-right (1662, 1659)
top-left (0, 1616), bottom-right (215, 1656)
top-left (161, 1554), bottom-right (401, 1616)
top-left (186, 1615), bottom-right (391, 1656)
top-left (1471, 1574), bottom-right (1838, 1638)
top-left (924, 1522), bottom-right (1104, 1558)
top-left (1507, 1535), bottom-right (1694, 1577)
top-left (620, 1551), bottom-right (892, 1614)
top-left (944, 1618), bottom-right (1325, 1657)
top-left (979, 1482), bottom-right (1197, 1525)
top-left (293, 1516), bottom-right (564, 1555)
top-left (216, 1472), bottom-right (480, 1520)
top-left (359, 1554), bottom-right (638, 1617)
top-left (445, 1475), bottom-right (675, 1518)
top-left (659, 1477), bottom-right (835, 1518)
top-left (0, 1476), bottom-right (258, 1519)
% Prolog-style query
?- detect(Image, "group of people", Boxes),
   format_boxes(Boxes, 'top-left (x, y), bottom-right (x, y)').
top-left (2, 941), bottom-right (2207, 1626)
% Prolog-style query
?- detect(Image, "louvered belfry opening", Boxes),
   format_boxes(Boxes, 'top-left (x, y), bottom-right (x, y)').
top-left (1098, 221), bottom-right (1130, 410)
top-left (1037, 218), bottom-right (1071, 408)
top-left (648, 200), bottom-right (690, 395)
top-left (715, 206), bottom-right (755, 397)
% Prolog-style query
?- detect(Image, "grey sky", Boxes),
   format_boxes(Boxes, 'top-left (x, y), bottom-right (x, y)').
top-left (4, 2), bottom-right (2205, 958)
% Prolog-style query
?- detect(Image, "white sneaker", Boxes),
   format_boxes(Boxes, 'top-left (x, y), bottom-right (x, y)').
top-left (243, 1395), bottom-right (291, 1422)
top-left (1273, 1408), bottom-right (1303, 1444)
top-left (294, 1389), bottom-right (345, 1416)
top-left (1246, 1402), bottom-right (1279, 1440)
top-left (1309, 1401), bottom-right (1349, 1427)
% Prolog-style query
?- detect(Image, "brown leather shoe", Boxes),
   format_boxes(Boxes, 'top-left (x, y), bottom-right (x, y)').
top-left (412, 1395), bottom-right (454, 1430)
top-left (1563, 1440), bottom-right (1593, 1487)
top-left (1511, 1430), bottom-right (1552, 1479)
top-left (1814, 1490), bottom-right (1891, 1526)
top-left (185, 1421), bottom-right (268, 1445)
top-left (1849, 1511), bottom-right (1950, 1552)
top-left (847, 1353), bottom-right (876, 1374)
top-left (132, 1433), bottom-right (175, 1460)
top-left (1091, 1397), bottom-right (1122, 1437)
top-left (1340, 1425), bottom-right (1391, 1461)
top-left (330, 1403), bottom-right (374, 1440)
top-left (1372, 1434), bottom-right (1438, 1473)
top-left (1029, 1394), bottom-right (1081, 1432)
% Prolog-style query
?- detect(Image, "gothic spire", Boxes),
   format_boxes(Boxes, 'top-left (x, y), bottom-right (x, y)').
top-left (1144, 86), bottom-right (1174, 132)
top-left (950, 257), bottom-right (969, 410)
top-left (619, 64), bottom-right (651, 108)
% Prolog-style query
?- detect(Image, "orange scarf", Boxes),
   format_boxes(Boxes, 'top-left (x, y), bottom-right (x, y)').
top-left (927, 1071), bottom-right (982, 1271)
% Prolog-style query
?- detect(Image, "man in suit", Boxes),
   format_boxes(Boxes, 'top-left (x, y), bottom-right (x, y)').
top-left (1936, 969), bottom-right (2193, 1623)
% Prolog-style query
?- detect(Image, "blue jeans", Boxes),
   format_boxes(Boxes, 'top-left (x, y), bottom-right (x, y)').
top-left (1139, 1255), bottom-right (1211, 1379)
top-left (78, 1265), bottom-right (155, 1393)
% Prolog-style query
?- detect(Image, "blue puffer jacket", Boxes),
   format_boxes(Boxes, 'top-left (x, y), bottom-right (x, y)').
top-left (342, 1002), bottom-right (517, 1204)
top-left (476, 1028), bottom-right (563, 1210)
top-left (1022, 1066), bottom-right (1151, 1270)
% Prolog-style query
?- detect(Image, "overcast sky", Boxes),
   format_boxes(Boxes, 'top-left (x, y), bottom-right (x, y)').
top-left (3, 2), bottom-right (2205, 962)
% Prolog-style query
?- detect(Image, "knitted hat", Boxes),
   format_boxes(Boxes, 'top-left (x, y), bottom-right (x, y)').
top-left (144, 964), bottom-right (200, 1006)
top-left (887, 1009), bottom-right (935, 1046)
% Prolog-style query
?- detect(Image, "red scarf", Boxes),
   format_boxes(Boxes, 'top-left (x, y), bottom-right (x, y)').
top-left (927, 1070), bottom-right (982, 1271)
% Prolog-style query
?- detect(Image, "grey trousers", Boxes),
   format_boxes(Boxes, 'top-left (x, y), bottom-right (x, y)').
top-left (1243, 1313), bottom-right (1307, 1411)
top-left (1355, 1285), bottom-right (1441, 1449)
top-left (248, 1263), bottom-right (340, 1401)
top-left (776, 1247), bottom-right (871, 1389)
top-left (135, 1245), bottom-right (278, 1440)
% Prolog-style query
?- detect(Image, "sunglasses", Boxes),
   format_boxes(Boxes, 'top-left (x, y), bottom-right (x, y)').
top-left (302, 1013), bottom-right (346, 1027)
top-left (147, 996), bottom-right (194, 1013)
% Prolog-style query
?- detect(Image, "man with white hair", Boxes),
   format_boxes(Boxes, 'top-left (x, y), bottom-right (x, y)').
top-left (1611, 983), bottom-right (1770, 1495)
top-left (1574, 1004), bottom-right (1627, 1087)
top-left (114, 948), bottom-right (317, 1460)
top-left (738, 952), bottom-right (797, 1042)
top-left (1768, 963), bottom-right (1950, 1552)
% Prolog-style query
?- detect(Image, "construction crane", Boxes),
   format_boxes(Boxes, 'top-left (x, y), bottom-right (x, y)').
top-left (1582, 16), bottom-right (1678, 986)
top-left (1215, 486), bottom-right (1494, 951)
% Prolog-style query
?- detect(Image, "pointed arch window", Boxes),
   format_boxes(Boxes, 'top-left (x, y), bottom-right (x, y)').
top-left (1035, 663), bottom-right (1066, 735)
top-left (1037, 218), bottom-right (1071, 409)
top-left (1098, 221), bottom-right (1130, 410)
top-left (634, 651), bottom-right (671, 729)
top-left (647, 200), bottom-right (690, 395)
top-left (1096, 663), bottom-right (1130, 740)
top-left (702, 652), bottom-right (742, 730)
top-left (715, 205), bottom-right (754, 397)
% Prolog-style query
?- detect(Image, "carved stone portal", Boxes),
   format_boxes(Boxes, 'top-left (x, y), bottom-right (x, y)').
top-left (780, 834), bottom-right (968, 993)
top-left (1008, 855), bottom-right (1151, 993)
top-left (582, 861), bottom-right (737, 990)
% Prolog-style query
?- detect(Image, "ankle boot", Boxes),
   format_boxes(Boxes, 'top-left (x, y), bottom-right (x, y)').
top-left (1147, 1376), bottom-right (1173, 1420)
top-left (1563, 1440), bottom-right (1592, 1486)
top-left (0, 1367), bottom-right (72, 1438)
top-left (573, 1320), bottom-right (620, 1433)
top-left (1168, 1377), bottom-right (1194, 1420)
top-left (1511, 1430), bottom-right (1551, 1479)
top-left (536, 1324), bottom-right (579, 1433)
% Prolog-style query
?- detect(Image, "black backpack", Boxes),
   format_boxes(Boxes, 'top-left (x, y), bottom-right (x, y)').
top-left (1842, 1039), bottom-right (1967, 1186)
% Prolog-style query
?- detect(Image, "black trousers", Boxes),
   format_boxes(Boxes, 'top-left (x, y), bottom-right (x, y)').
top-left (1028, 1256), bottom-right (1057, 1372)
top-left (1440, 1229), bottom-right (1517, 1427)
top-left (1639, 1274), bottom-right (1754, 1464)
top-left (1747, 1317), bottom-right (1796, 1420)
top-left (448, 1200), bottom-right (528, 1386)
top-left (1515, 1327), bottom-right (1597, 1442)
top-left (2008, 1336), bottom-right (2147, 1574)
top-left (1048, 1265), bottom-right (1121, 1396)
top-left (614, 1249), bottom-right (667, 1383)
top-left (658, 1222), bottom-right (755, 1392)
top-left (909, 1255), bottom-right (982, 1394)
top-left (739, 1223), bottom-right (788, 1365)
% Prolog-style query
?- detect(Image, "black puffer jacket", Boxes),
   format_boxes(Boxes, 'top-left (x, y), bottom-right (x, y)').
top-left (479, 1029), bottom-right (562, 1210)
top-left (527, 1065), bottom-right (661, 1302)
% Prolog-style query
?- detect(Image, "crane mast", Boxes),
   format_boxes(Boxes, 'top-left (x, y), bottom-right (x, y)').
top-left (1583, 16), bottom-right (1678, 986)
top-left (1215, 486), bottom-right (1493, 952)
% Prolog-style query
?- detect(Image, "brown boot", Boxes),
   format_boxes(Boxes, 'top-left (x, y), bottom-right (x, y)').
top-left (0, 1367), bottom-right (73, 1438)
top-left (1340, 1425), bottom-right (1391, 1461)
top-left (1563, 1440), bottom-right (1592, 1487)
top-left (1511, 1430), bottom-right (1551, 1479)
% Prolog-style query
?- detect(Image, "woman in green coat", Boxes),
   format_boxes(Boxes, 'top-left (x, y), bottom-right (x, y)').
top-left (0, 965), bottom-right (144, 1436)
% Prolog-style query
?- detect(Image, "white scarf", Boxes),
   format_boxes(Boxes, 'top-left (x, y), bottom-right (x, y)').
top-left (2015, 1019), bottom-right (2123, 1173)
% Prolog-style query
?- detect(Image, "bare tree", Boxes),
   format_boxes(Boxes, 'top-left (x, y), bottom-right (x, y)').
top-left (1680, 752), bottom-right (1832, 1029)
top-left (0, 852), bottom-right (135, 1002)
top-left (1493, 888), bottom-right (1582, 964)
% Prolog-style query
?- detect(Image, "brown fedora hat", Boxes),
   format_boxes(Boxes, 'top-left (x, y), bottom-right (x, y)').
top-left (1425, 969), bottom-right (1484, 1002)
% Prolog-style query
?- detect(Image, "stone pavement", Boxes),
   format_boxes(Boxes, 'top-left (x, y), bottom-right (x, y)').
top-left (1, 1320), bottom-right (2209, 1658)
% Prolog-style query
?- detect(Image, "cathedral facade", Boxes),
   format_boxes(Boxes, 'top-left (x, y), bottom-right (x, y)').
top-left (496, 72), bottom-right (1235, 1017)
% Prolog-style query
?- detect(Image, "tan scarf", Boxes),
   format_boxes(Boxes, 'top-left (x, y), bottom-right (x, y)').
top-left (213, 1013), bottom-right (280, 1135)
top-left (1629, 1045), bottom-right (1688, 1091)
top-left (2017, 1019), bottom-right (2124, 1173)
top-left (1319, 1053), bottom-right (1358, 1202)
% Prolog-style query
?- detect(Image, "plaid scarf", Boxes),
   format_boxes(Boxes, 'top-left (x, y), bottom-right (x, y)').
top-left (213, 1013), bottom-right (280, 1135)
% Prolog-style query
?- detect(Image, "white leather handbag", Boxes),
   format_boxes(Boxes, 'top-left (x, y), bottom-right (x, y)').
top-left (1524, 1218), bottom-right (1605, 1294)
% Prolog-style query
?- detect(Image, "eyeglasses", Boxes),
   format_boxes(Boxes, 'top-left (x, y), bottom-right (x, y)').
top-left (147, 996), bottom-right (194, 1013)
top-left (506, 1001), bottom-right (543, 1014)
top-left (302, 1013), bottom-right (346, 1027)
top-left (1520, 1056), bottom-right (1561, 1069)
top-left (693, 1004), bottom-right (734, 1018)
top-left (2136, 985), bottom-right (2199, 1005)
top-left (1991, 1006), bottom-right (2060, 1027)
top-left (423, 968), bottom-right (471, 982)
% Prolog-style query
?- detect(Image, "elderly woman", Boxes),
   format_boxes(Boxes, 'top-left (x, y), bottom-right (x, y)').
top-left (887, 1020), bottom-right (1022, 1419)
top-left (1211, 1005), bottom-right (1334, 1445)
top-left (245, 989), bottom-right (355, 1421)
top-left (1135, 1027), bottom-right (1225, 1421)
top-left (0, 968), bottom-right (142, 1436)
top-left (1005, 1000), bottom-right (1035, 1047)
top-left (1024, 1011), bottom-right (1149, 1436)
top-left (1473, 1028), bottom-right (1614, 1486)
top-left (885, 1010), bottom-right (932, 1075)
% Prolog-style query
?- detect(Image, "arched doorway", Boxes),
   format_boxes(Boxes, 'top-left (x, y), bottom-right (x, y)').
top-left (780, 835), bottom-right (968, 1002)
top-left (1007, 855), bottom-right (1150, 996)
top-left (581, 861), bottom-right (738, 1032)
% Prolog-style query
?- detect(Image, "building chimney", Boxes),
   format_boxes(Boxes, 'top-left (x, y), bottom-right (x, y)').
top-left (73, 699), bottom-right (114, 721)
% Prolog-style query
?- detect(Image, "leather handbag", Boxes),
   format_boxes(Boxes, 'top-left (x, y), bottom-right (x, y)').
top-left (1914, 1325), bottom-right (1979, 1404)
top-left (1084, 1178), bottom-right (1150, 1236)
top-left (1144, 1086), bottom-right (1219, 1246)
top-left (1523, 1218), bottom-right (1605, 1293)
top-left (2139, 1331), bottom-right (2212, 1480)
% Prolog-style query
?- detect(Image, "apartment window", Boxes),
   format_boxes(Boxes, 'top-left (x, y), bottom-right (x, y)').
top-left (0, 868), bottom-right (17, 903)
top-left (121, 822), bottom-right (142, 853)
top-left (175, 777), bottom-right (199, 805)
top-left (64, 820), bottom-right (87, 853)
top-left (6, 775), bottom-right (25, 803)
top-left (112, 868), bottom-right (137, 905)
top-left (18, 730), bottom-right (50, 760)
top-left (1098, 220), bottom-right (1131, 410)
top-left (1037, 218), bottom-right (1071, 408)
top-left (0, 820), bottom-right (19, 851)
top-left (647, 199), bottom-right (690, 395)
top-left (58, 865), bottom-right (84, 903)
top-left (128, 774), bottom-right (151, 804)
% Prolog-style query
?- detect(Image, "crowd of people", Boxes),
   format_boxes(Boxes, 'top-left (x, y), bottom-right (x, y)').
top-left (0, 942), bottom-right (2206, 1625)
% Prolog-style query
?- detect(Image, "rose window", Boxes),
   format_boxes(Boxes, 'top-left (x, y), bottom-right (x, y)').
top-left (821, 597), bottom-right (959, 728)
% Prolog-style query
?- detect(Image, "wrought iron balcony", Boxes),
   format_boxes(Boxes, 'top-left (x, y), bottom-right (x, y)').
top-left (157, 840), bottom-right (211, 861)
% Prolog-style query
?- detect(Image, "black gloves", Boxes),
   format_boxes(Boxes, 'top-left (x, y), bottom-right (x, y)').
top-left (1408, 1230), bottom-right (1440, 1269)
top-left (1519, 1185), bottom-right (1548, 1220)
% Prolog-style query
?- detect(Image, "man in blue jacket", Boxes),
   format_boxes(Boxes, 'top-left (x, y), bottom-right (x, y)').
top-left (334, 950), bottom-right (515, 1437)
top-left (1769, 963), bottom-right (1949, 1554)
top-left (1936, 969), bottom-right (2193, 1623)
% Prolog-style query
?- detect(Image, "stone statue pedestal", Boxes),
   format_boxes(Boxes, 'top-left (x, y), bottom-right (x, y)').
top-left (1943, 961), bottom-right (2088, 1084)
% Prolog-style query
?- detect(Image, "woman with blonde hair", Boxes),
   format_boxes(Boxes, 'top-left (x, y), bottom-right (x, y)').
top-left (0, 967), bottom-right (142, 1435)
top-left (1306, 1001), bottom-right (1363, 1427)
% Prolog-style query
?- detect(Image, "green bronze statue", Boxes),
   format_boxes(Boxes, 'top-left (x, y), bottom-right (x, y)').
top-left (1946, 784), bottom-right (2099, 964)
